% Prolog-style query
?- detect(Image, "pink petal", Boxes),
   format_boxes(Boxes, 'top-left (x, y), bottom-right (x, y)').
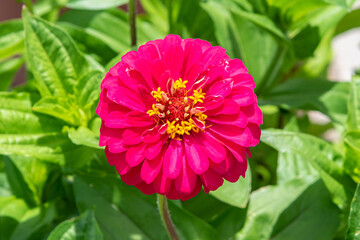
top-left (114, 153), bottom-right (131, 175)
top-left (241, 104), bottom-right (263, 125)
top-left (99, 124), bottom-right (124, 146)
top-left (248, 123), bottom-right (261, 147)
top-left (164, 44), bottom-right (184, 80)
top-left (206, 79), bottom-right (233, 97)
top-left (121, 165), bottom-right (142, 185)
top-left (141, 125), bottom-right (161, 143)
top-left (202, 46), bottom-right (227, 69)
top-left (197, 132), bottom-right (226, 164)
top-left (207, 131), bottom-right (249, 162)
top-left (122, 128), bottom-right (144, 145)
top-left (224, 159), bottom-right (247, 182)
top-left (184, 62), bottom-right (204, 88)
top-left (210, 150), bottom-right (235, 175)
top-left (144, 136), bottom-right (167, 160)
top-left (108, 138), bottom-right (127, 153)
top-left (208, 124), bottom-right (252, 147)
top-left (206, 99), bottom-right (239, 116)
top-left (192, 117), bottom-right (206, 130)
top-left (207, 111), bottom-right (247, 128)
top-left (230, 86), bottom-right (254, 107)
top-left (126, 111), bottom-right (154, 127)
top-left (181, 41), bottom-right (202, 83)
top-left (105, 111), bottom-right (130, 128)
top-left (105, 146), bottom-right (124, 166)
top-left (135, 85), bottom-right (154, 109)
top-left (202, 95), bottom-right (224, 111)
top-left (233, 74), bottom-right (256, 89)
top-left (125, 143), bottom-right (146, 167)
top-left (138, 43), bottom-right (160, 61)
top-left (135, 182), bottom-right (155, 195)
top-left (163, 140), bottom-right (183, 179)
top-left (227, 59), bottom-right (248, 76)
top-left (141, 156), bottom-right (163, 184)
top-left (201, 168), bottom-right (224, 193)
top-left (174, 155), bottom-right (197, 194)
top-left (153, 172), bottom-right (172, 195)
top-left (107, 86), bottom-right (145, 111)
top-left (184, 135), bottom-right (209, 175)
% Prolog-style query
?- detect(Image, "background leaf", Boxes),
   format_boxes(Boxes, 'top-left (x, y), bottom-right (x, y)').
top-left (48, 210), bottom-right (103, 240)
top-left (210, 168), bottom-right (251, 208)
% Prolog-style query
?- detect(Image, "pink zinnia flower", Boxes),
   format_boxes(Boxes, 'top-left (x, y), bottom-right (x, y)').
top-left (96, 35), bottom-right (262, 201)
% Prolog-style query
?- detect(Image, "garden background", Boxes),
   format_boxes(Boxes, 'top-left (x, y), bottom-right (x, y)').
top-left (0, 0), bottom-right (360, 239)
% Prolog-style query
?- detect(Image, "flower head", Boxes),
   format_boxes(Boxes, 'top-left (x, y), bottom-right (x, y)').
top-left (96, 35), bottom-right (262, 200)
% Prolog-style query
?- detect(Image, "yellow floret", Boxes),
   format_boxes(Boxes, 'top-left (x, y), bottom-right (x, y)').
top-left (151, 87), bottom-right (165, 102)
top-left (195, 113), bottom-right (207, 122)
top-left (189, 89), bottom-right (206, 105)
top-left (174, 78), bottom-right (188, 90)
top-left (147, 104), bottom-right (160, 116)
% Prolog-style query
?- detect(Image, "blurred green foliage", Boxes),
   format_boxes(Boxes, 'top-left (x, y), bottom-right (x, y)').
top-left (0, 0), bottom-right (359, 239)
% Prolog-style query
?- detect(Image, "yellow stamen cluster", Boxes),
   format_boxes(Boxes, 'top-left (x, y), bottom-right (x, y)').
top-left (189, 89), bottom-right (205, 104)
top-left (147, 104), bottom-right (160, 116)
top-left (166, 119), bottom-right (199, 139)
top-left (195, 112), bottom-right (207, 121)
top-left (147, 79), bottom-right (207, 139)
top-left (151, 87), bottom-right (164, 102)
top-left (173, 79), bottom-right (188, 90)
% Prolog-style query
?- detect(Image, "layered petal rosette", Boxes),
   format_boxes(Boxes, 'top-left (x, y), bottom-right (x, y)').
top-left (96, 35), bottom-right (262, 201)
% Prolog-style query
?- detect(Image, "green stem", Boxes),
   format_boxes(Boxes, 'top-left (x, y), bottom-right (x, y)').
top-left (129, 0), bottom-right (137, 49)
top-left (24, 0), bottom-right (34, 13)
top-left (256, 46), bottom-right (287, 96)
top-left (157, 194), bottom-right (180, 240)
top-left (167, 0), bottom-right (173, 33)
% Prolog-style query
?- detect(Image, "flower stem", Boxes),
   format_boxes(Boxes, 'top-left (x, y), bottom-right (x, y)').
top-left (167, 0), bottom-right (173, 33)
top-left (157, 194), bottom-right (180, 240)
top-left (24, 0), bottom-right (34, 13)
top-left (128, 0), bottom-right (137, 49)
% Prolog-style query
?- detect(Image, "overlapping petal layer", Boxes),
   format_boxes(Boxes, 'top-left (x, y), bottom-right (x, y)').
top-left (96, 35), bottom-right (262, 200)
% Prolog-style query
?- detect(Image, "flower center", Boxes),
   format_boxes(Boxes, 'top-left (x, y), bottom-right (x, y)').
top-left (147, 79), bottom-right (207, 139)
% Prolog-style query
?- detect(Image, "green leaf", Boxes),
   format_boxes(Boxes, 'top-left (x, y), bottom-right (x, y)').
top-left (344, 131), bottom-right (360, 182)
top-left (58, 22), bottom-right (117, 66)
top-left (0, 92), bottom-right (67, 163)
top-left (261, 129), bottom-right (356, 209)
top-left (0, 19), bottom-right (24, 61)
top-left (200, 0), bottom-right (278, 84)
top-left (67, 126), bottom-right (101, 149)
top-left (0, 197), bottom-right (29, 240)
top-left (8, 155), bottom-right (56, 206)
top-left (210, 167), bottom-right (251, 208)
top-left (32, 96), bottom-right (86, 126)
top-left (260, 78), bottom-right (349, 124)
top-left (270, 180), bottom-right (340, 240)
top-left (229, 4), bottom-right (287, 41)
top-left (22, 8), bottom-right (89, 97)
top-left (48, 210), bottom-right (103, 240)
top-left (59, 9), bottom-right (163, 54)
top-left (73, 176), bottom-right (168, 240)
top-left (346, 183), bottom-right (360, 240)
top-left (0, 173), bottom-right (12, 197)
top-left (74, 175), bottom-right (218, 240)
top-left (235, 178), bottom-right (340, 240)
top-left (0, 57), bottom-right (24, 91)
top-left (74, 71), bottom-right (103, 120)
top-left (347, 76), bottom-right (360, 131)
top-left (66, 0), bottom-right (127, 10)
top-left (10, 202), bottom-right (55, 240)
top-left (336, 8), bottom-right (360, 35)
top-left (4, 157), bottom-right (37, 207)
top-left (276, 118), bottom-right (319, 184)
